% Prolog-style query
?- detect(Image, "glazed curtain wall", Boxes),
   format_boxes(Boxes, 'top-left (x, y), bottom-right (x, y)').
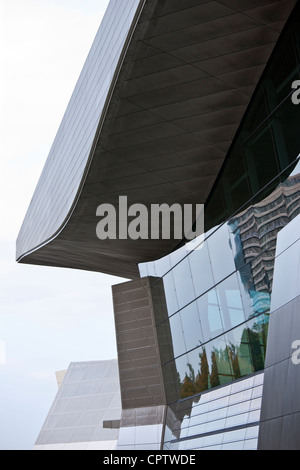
top-left (139, 5), bottom-right (300, 403)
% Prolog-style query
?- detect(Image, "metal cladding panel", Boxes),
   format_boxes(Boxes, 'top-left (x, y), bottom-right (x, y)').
top-left (112, 277), bottom-right (168, 410)
top-left (112, 276), bottom-right (173, 450)
top-left (258, 215), bottom-right (300, 450)
top-left (16, 0), bottom-right (142, 262)
top-left (16, 0), bottom-right (297, 279)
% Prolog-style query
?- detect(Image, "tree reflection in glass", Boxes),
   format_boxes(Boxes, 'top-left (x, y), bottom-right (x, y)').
top-left (178, 317), bottom-right (268, 400)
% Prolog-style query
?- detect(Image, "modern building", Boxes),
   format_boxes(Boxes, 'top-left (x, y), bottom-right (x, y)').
top-left (55, 370), bottom-right (67, 389)
top-left (34, 360), bottom-right (122, 451)
top-left (17, 0), bottom-right (300, 450)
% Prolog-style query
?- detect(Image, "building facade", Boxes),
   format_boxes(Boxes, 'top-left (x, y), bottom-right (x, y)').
top-left (17, 0), bottom-right (300, 450)
top-left (34, 360), bottom-right (122, 451)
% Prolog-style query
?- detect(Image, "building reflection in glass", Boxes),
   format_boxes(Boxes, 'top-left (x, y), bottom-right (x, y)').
top-left (175, 165), bottom-right (300, 401)
top-left (230, 167), bottom-right (300, 306)
top-left (147, 163), bottom-right (300, 405)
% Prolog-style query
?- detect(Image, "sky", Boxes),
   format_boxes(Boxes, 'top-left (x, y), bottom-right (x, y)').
top-left (0, 0), bottom-right (128, 450)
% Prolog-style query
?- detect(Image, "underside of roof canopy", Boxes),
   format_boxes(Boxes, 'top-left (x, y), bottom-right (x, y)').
top-left (17, 0), bottom-right (297, 279)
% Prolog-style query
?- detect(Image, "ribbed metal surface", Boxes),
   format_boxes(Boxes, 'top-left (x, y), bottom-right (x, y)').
top-left (16, 0), bottom-right (142, 261)
top-left (35, 360), bottom-right (121, 446)
top-left (17, 0), bottom-right (297, 278)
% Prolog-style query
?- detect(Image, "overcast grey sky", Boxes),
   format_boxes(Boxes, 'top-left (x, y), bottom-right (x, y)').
top-left (0, 0), bottom-right (127, 450)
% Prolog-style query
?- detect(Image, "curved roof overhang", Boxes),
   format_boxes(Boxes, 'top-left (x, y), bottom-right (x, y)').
top-left (17, 0), bottom-right (297, 279)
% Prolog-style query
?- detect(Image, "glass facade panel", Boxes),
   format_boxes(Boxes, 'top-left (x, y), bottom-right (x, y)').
top-left (240, 87), bottom-right (268, 139)
top-left (205, 338), bottom-right (233, 388)
top-left (243, 121), bottom-right (280, 195)
top-left (172, 257), bottom-right (195, 310)
top-left (174, 355), bottom-right (190, 386)
top-left (169, 313), bottom-right (185, 359)
top-left (216, 273), bottom-right (246, 331)
top-left (271, 97), bottom-right (300, 171)
top-left (188, 242), bottom-right (214, 299)
top-left (157, 160), bottom-right (298, 401)
top-left (263, 29), bottom-right (299, 110)
top-left (226, 325), bottom-right (253, 379)
top-left (180, 303), bottom-right (204, 353)
top-left (162, 271), bottom-right (179, 316)
top-left (207, 223), bottom-right (236, 284)
top-left (197, 289), bottom-right (223, 343)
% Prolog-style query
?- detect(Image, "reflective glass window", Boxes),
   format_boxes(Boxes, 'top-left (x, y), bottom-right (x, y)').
top-left (263, 29), bottom-right (299, 110)
top-left (205, 338), bottom-right (233, 388)
top-left (150, 254), bottom-right (171, 277)
top-left (205, 417), bottom-right (227, 434)
top-left (226, 324), bottom-right (254, 379)
top-left (243, 121), bottom-right (280, 196)
top-left (169, 244), bottom-right (188, 268)
top-left (250, 397), bottom-right (262, 411)
top-left (245, 425), bottom-right (260, 440)
top-left (226, 413), bottom-right (250, 429)
top-left (169, 313), bottom-right (186, 359)
top-left (175, 354), bottom-right (191, 387)
top-left (162, 271), bottom-right (179, 315)
top-left (197, 289), bottom-right (224, 343)
top-left (226, 316), bottom-right (268, 378)
top-left (176, 336), bottom-right (235, 399)
top-left (177, 346), bottom-right (214, 398)
top-left (207, 223), bottom-right (236, 284)
top-left (216, 272), bottom-right (246, 331)
top-left (244, 438), bottom-right (258, 450)
top-left (248, 410), bottom-right (261, 424)
top-left (205, 183), bottom-right (228, 230)
top-left (180, 302), bottom-right (204, 353)
top-left (271, 238), bottom-right (300, 310)
top-left (227, 401), bottom-right (251, 417)
top-left (202, 434), bottom-right (223, 448)
top-left (184, 436), bottom-right (204, 450)
top-left (222, 441), bottom-right (245, 450)
top-left (188, 411), bottom-right (208, 428)
top-left (270, 97), bottom-right (300, 171)
top-left (172, 257), bottom-right (195, 310)
top-left (222, 428), bottom-right (246, 444)
top-left (188, 242), bottom-right (214, 298)
top-left (240, 87), bottom-right (268, 140)
top-left (220, 145), bottom-right (252, 218)
top-left (247, 316), bottom-right (269, 373)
